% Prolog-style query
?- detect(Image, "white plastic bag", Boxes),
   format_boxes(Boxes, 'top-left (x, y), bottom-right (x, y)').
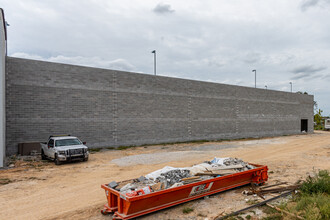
top-left (210, 157), bottom-right (229, 165)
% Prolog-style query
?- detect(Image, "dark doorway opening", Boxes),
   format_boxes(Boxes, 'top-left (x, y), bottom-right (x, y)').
top-left (301, 119), bottom-right (308, 132)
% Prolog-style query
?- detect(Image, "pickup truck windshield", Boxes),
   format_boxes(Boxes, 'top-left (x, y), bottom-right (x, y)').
top-left (55, 139), bottom-right (82, 147)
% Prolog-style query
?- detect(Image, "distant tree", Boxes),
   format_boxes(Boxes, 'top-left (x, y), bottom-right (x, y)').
top-left (314, 108), bottom-right (324, 130)
top-left (296, 91), bottom-right (309, 95)
top-left (314, 101), bottom-right (318, 114)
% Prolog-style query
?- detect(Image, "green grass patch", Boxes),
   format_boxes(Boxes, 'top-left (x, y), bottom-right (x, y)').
top-left (117, 145), bottom-right (136, 150)
top-left (264, 170), bottom-right (330, 220)
top-left (262, 214), bottom-right (282, 220)
top-left (262, 206), bottom-right (278, 215)
top-left (295, 193), bottom-right (330, 219)
top-left (277, 201), bottom-right (288, 210)
top-left (89, 147), bottom-right (116, 152)
top-left (88, 135), bottom-right (303, 153)
top-left (0, 178), bottom-right (12, 185)
top-left (246, 199), bottom-right (259, 205)
top-left (88, 148), bottom-right (102, 152)
top-left (295, 170), bottom-right (330, 219)
top-left (182, 207), bottom-right (194, 214)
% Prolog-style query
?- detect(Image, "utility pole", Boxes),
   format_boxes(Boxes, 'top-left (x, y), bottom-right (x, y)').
top-left (252, 70), bottom-right (256, 88)
top-left (151, 50), bottom-right (156, 75)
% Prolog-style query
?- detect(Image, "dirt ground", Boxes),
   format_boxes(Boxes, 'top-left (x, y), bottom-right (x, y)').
top-left (0, 131), bottom-right (329, 220)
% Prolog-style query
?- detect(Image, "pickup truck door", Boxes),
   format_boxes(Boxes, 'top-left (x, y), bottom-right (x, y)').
top-left (45, 139), bottom-right (55, 157)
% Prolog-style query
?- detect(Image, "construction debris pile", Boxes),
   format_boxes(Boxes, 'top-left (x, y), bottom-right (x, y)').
top-left (222, 158), bottom-right (255, 171)
top-left (242, 181), bottom-right (301, 198)
top-left (155, 169), bottom-right (190, 188)
top-left (108, 157), bottom-right (256, 197)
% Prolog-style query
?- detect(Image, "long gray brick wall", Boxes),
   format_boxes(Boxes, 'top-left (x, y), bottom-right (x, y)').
top-left (5, 57), bottom-right (314, 155)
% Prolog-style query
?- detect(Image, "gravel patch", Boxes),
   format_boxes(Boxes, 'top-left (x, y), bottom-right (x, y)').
top-left (111, 151), bottom-right (204, 166)
top-left (111, 144), bottom-right (241, 166)
top-left (190, 144), bottom-right (239, 151)
top-left (111, 139), bottom-right (283, 167)
top-left (236, 138), bottom-right (286, 145)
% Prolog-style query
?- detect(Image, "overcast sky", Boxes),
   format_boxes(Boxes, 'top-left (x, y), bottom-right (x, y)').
top-left (1, 0), bottom-right (329, 115)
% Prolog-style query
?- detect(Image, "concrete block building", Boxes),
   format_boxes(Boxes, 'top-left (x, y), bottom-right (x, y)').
top-left (4, 57), bottom-right (314, 156)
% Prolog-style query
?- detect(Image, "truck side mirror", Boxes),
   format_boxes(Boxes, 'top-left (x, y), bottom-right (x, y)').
top-left (83, 142), bottom-right (86, 145)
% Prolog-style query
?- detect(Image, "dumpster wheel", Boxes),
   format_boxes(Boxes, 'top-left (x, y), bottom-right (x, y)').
top-left (101, 209), bottom-right (110, 215)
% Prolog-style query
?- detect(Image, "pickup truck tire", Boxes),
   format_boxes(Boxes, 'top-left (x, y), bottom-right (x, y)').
top-left (41, 150), bottom-right (46, 160)
top-left (54, 154), bottom-right (61, 165)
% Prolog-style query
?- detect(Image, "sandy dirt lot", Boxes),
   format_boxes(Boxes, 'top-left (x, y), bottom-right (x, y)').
top-left (0, 131), bottom-right (329, 220)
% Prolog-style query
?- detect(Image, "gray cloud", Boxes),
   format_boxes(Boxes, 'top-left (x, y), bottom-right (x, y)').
top-left (301, 0), bottom-right (320, 11)
top-left (301, 0), bottom-right (330, 11)
top-left (291, 73), bottom-right (311, 80)
top-left (244, 57), bottom-right (259, 64)
top-left (290, 65), bottom-right (326, 79)
top-left (153, 3), bottom-right (175, 14)
top-left (322, 73), bottom-right (330, 79)
top-left (291, 65), bottom-right (326, 74)
top-left (243, 52), bottom-right (262, 64)
top-left (11, 52), bottom-right (136, 71)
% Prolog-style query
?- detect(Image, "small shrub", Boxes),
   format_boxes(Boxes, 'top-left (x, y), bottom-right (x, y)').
top-left (295, 170), bottom-right (330, 219)
top-left (182, 207), bottom-right (194, 214)
top-left (263, 170), bottom-right (330, 220)
top-left (300, 170), bottom-right (330, 194)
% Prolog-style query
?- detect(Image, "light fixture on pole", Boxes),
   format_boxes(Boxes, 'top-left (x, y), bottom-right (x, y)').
top-left (289, 82), bottom-right (292, 93)
top-left (265, 85), bottom-right (267, 90)
top-left (252, 70), bottom-right (256, 88)
top-left (151, 50), bottom-right (156, 75)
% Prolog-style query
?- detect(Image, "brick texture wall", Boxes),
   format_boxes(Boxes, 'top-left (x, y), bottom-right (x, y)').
top-left (5, 57), bottom-right (314, 155)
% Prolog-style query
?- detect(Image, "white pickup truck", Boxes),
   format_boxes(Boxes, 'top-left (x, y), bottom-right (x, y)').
top-left (41, 135), bottom-right (89, 165)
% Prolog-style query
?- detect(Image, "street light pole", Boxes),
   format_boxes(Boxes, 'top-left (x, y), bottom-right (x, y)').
top-left (151, 50), bottom-right (156, 75)
top-left (252, 70), bottom-right (256, 88)
top-left (290, 82), bottom-right (292, 93)
top-left (265, 85), bottom-right (267, 90)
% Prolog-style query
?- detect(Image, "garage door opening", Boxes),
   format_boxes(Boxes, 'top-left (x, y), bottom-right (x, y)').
top-left (301, 119), bottom-right (308, 132)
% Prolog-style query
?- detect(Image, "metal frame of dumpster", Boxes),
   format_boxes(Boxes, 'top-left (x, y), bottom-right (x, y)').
top-left (101, 163), bottom-right (268, 219)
